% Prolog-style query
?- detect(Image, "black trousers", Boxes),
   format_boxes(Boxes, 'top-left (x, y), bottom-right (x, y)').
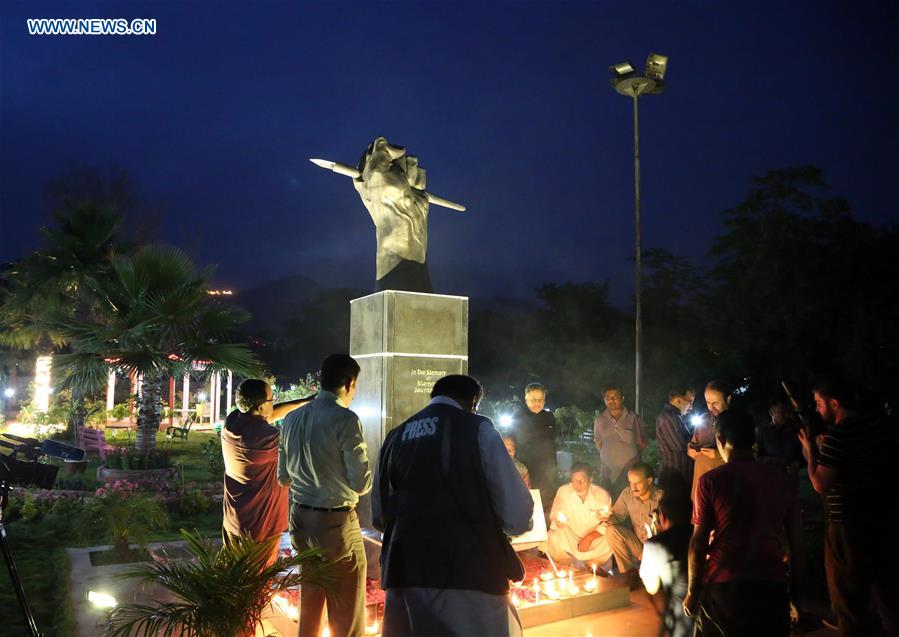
top-left (825, 521), bottom-right (899, 637)
top-left (695, 580), bottom-right (790, 637)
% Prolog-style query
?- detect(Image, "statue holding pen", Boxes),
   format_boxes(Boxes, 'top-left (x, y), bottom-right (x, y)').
top-left (311, 137), bottom-right (466, 293)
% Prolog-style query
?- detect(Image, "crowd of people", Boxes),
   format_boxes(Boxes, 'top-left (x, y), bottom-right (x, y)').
top-left (219, 356), bottom-right (897, 637)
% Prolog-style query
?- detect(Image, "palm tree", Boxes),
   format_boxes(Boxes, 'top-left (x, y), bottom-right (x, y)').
top-left (0, 203), bottom-right (126, 439)
top-left (105, 530), bottom-right (330, 637)
top-left (54, 246), bottom-right (263, 452)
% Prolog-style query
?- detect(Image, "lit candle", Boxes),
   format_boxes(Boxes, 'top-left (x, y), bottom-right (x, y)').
top-left (556, 569), bottom-right (567, 580)
top-left (591, 563), bottom-right (597, 577)
top-left (584, 578), bottom-right (598, 593)
top-left (568, 582), bottom-right (580, 596)
top-left (540, 572), bottom-right (554, 582)
top-left (533, 578), bottom-right (540, 604)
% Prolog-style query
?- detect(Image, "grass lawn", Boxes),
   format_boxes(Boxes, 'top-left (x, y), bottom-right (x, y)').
top-left (0, 430), bottom-right (224, 637)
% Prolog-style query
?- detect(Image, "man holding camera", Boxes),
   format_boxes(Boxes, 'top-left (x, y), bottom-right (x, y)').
top-left (799, 379), bottom-right (899, 637)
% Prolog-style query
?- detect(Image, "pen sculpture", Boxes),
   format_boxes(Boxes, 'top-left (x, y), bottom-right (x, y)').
top-left (311, 137), bottom-right (466, 293)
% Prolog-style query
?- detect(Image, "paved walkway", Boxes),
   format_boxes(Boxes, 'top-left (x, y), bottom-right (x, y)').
top-left (70, 539), bottom-right (836, 637)
top-left (523, 590), bottom-right (835, 637)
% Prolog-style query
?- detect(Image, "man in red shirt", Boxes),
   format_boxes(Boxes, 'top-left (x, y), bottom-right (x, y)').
top-left (683, 409), bottom-right (802, 637)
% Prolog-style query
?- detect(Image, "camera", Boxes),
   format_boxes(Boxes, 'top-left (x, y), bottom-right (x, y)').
top-left (0, 453), bottom-right (58, 489)
top-left (0, 433), bottom-right (84, 490)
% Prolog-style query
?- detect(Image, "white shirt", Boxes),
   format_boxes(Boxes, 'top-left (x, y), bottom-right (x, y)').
top-left (549, 483), bottom-right (612, 538)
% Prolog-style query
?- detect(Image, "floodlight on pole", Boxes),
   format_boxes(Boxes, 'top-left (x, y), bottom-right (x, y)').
top-left (609, 52), bottom-right (668, 418)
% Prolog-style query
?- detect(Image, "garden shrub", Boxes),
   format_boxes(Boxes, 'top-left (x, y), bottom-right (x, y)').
top-left (104, 447), bottom-right (172, 470)
top-left (200, 435), bottom-right (225, 481)
top-left (87, 483), bottom-right (167, 556)
top-left (554, 404), bottom-right (597, 440)
top-left (109, 401), bottom-right (131, 420)
top-left (166, 487), bottom-right (213, 518)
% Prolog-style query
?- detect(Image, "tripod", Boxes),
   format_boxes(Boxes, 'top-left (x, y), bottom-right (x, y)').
top-left (0, 481), bottom-right (42, 637)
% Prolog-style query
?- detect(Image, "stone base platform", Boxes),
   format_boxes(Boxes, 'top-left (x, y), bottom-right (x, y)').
top-left (518, 577), bottom-right (630, 628)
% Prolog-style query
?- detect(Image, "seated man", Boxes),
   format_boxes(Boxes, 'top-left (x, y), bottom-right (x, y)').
top-left (640, 490), bottom-right (694, 637)
top-left (502, 433), bottom-right (531, 488)
top-left (546, 462), bottom-right (613, 567)
top-left (602, 462), bottom-right (662, 580)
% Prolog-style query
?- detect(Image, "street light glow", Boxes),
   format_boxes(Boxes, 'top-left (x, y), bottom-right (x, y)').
top-left (3, 388), bottom-right (14, 398)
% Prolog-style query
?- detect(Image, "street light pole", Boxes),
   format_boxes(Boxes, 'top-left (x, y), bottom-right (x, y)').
top-left (632, 92), bottom-right (642, 418)
top-left (609, 53), bottom-right (667, 419)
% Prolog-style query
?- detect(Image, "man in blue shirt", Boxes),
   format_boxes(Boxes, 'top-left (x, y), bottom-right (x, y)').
top-left (279, 354), bottom-right (372, 637)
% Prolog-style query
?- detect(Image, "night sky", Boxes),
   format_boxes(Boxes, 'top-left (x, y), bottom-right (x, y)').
top-left (2, 1), bottom-right (897, 304)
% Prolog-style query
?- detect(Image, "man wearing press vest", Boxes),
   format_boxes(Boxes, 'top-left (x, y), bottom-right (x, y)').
top-left (373, 374), bottom-right (534, 636)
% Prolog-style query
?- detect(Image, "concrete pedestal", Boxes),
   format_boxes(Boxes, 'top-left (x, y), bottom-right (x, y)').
top-left (349, 290), bottom-right (468, 533)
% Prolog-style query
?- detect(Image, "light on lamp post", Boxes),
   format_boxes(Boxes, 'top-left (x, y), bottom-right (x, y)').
top-left (609, 52), bottom-right (668, 418)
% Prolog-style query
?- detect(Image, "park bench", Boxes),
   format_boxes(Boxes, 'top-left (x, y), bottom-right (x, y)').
top-left (79, 426), bottom-right (107, 461)
top-left (166, 412), bottom-right (196, 443)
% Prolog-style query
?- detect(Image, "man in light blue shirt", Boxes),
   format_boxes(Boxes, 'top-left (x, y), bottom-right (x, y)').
top-left (279, 354), bottom-right (372, 637)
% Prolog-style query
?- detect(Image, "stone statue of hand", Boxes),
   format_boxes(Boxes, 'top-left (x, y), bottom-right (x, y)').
top-left (353, 137), bottom-right (429, 280)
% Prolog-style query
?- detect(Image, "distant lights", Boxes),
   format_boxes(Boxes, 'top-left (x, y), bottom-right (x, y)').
top-left (206, 289), bottom-right (233, 296)
top-left (35, 354), bottom-right (53, 411)
top-left (197, 392), bottom-right (208, 402)
top-left (3, 388), bottom-right (14, 398)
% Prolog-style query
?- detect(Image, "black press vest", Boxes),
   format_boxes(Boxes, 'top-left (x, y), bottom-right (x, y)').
top-left (377, 403), bottom-right (524, 594)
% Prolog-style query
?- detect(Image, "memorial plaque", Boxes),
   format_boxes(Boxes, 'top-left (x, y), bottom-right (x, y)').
top-left (350, 290), bottom-right (468, 531)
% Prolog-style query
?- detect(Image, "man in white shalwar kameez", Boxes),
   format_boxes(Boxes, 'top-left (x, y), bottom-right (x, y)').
top-left (546, 462), bottom-right (613, 567)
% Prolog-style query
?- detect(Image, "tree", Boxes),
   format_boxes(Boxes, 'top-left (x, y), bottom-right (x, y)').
top-left (704, 166), bottom-right (899, 407)
top-left (470, 282), bottom-right (632, 407)
top-left (640, 248), bottom-right (712, 412)
top-left (53, 246), bottom-right (263, 452)
top-left (0, 203), bottom-right (127, 438)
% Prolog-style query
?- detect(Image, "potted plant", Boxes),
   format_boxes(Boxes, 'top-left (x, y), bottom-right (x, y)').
top-left (104, 530), bottom-right (330, 637)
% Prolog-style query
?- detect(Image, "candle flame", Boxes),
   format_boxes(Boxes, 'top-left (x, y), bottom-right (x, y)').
top-left (272, 593), bottom-right (299, 621)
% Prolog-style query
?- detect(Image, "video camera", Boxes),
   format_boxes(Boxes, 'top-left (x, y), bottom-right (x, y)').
top-left (1, 433), bottom-right (85, 637)
top-left (0, 433), bottom-right (86, 490)
top-left (780, 380), bottom-right (825, 438)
